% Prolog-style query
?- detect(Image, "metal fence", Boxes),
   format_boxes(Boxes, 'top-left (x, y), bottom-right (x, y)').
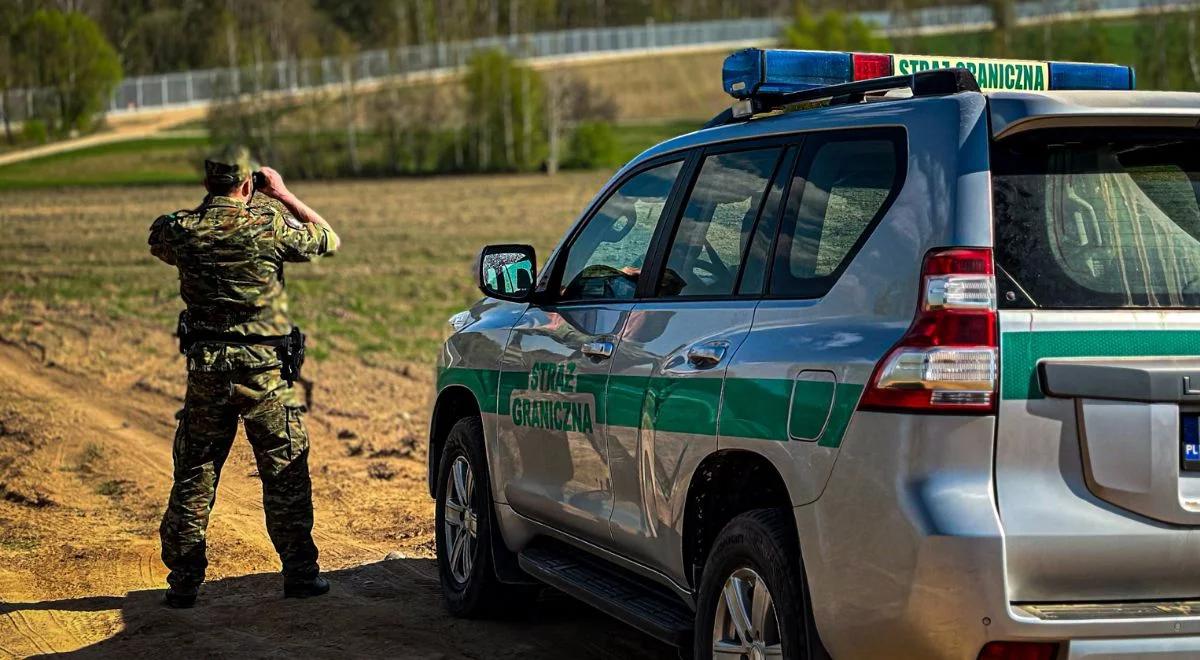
top-left (3, 0), bottom-right (1196, 123)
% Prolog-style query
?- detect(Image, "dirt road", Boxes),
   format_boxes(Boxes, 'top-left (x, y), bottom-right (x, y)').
top-left (0, 339), bottom-right (671, 659)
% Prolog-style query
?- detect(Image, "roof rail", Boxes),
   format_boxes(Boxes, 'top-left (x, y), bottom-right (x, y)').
top-left (702, 68), bottom-right (981, 129)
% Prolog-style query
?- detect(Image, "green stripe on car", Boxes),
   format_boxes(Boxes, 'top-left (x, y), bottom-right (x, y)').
top-left (1001, 330), bottom-right (1200, 400)
top-left (438, 366), bottom-right (864, 447)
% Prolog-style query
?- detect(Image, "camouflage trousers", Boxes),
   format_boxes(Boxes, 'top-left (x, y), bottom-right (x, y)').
top-left (160, 367), bottom-right (319, 588)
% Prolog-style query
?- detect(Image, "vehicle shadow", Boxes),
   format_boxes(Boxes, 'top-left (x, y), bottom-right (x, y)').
top-left (4, 558), bottom-right (677, 659)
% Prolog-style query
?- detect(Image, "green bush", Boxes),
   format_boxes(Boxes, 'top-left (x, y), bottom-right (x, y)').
top-left (17, 10), bottom-right (122, 135)
top-left (21, 119), bottom-right (48, 145)
top-left (564, 122), bottom-right (618, 170)
top-left (462, 49), bottom-right (546, 172)
top-left (783, 4), bottom-right (890, 52)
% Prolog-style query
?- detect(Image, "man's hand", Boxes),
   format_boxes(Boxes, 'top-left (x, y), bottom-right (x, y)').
top-left (257, 166), bottom-right (292, 201)
top-left (256, 166), bottom-right (337, 252)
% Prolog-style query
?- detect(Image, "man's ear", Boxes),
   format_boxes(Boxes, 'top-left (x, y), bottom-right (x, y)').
top-left (240, 177), bottom-right (254, 198)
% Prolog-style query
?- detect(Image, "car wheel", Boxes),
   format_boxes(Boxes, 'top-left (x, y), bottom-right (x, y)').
top-left (694, 509), bottom-right (818, 660)
top-left (435, 416), bottom-right (526, 617)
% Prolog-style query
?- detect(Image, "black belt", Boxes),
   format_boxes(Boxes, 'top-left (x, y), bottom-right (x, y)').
top-left (185, 332), bottom-right (289, 348)
top-left (177, 314), bottom-right (305, 385)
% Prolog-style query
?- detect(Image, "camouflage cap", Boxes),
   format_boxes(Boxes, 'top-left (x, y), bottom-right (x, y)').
top-left (204, 145), bottom-right (259, 187)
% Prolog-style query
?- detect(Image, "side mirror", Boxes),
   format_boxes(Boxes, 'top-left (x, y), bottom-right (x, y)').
top-left (476, 244), bottom-right (537, 302)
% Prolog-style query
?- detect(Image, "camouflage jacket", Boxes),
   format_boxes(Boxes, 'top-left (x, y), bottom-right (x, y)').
top-left (149, 195), bottom-right (340, 372)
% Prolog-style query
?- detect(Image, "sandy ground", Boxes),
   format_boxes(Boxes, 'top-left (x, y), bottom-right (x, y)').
top-left (0, 330), bottom-right (673, 659)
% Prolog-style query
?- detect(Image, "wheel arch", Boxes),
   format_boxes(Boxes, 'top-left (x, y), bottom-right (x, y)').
top-left (681, 448), bottom-right (798, 590)
top-left (428, 384), bottom-right (483, 498)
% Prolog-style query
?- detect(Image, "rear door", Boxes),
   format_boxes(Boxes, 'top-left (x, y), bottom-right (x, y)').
top-left (721, 128), bottom-right (907, 504)
top-left (496, 158), bottom-right (684, 546)
top-left (993, 127), bottom-right (1200, 602)
top-left (605, 142), bottom-right (792, 577)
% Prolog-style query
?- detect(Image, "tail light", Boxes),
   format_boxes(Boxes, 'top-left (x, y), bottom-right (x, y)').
top-left (977, 641), bottom-right (1060, 660)
top-left (859, 247), bottom-right (998, 413)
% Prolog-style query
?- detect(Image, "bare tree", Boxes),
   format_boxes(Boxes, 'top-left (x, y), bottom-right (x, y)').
top-left (544, 71), bottom-right (565, 175)
top-left (340, 42), bottom-right (360, 175)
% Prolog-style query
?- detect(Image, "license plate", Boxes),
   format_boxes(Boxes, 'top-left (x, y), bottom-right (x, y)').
top-left (1182, 414), bottom-right (1200, 472)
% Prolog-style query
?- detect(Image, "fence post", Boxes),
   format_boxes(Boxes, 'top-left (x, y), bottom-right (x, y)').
top-left (186, 71), bottom-right (194, 104)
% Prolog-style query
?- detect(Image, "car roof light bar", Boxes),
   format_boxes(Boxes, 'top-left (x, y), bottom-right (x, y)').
top-left (703, 68), bottom-right (980, 129)
top-left (722, 48), bottom-right (1135, 101)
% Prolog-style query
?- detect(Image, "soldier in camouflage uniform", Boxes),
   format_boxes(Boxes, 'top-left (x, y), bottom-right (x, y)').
top-left (149, 147), bottom-right (340, 608)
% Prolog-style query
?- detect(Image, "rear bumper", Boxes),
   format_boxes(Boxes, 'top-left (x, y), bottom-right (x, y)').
top-left (796, 411), bottom-right (1200, 660)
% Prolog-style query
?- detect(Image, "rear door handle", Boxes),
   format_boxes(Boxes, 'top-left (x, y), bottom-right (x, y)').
top-left (687, 341), bottom-right (728, 369)
top-left (582, 340), bottom-right (614, 361)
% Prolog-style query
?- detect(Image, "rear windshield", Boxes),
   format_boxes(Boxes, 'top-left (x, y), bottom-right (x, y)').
top-left (993, 129), bottom-right (1200, 308)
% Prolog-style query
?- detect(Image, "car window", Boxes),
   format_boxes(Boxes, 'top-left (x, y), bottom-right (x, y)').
top-left (657, 148), bottom-right (783, 297)
top-left (559, 161), bottom-right (682, 302)
top-left (736, 148), bottom-right (795, 296)
top-left (770, 134), bottom-right (901, 298)
top-left (994, 129), bottom-right (1200, 308)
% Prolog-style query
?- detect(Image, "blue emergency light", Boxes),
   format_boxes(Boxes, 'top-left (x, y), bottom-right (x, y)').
top-left (722, 48), bottom-right (1135, 100)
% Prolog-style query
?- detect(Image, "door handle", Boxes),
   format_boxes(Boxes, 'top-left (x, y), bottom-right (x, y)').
top-left (582, 340), bottom-right (614, 360)
top-left (687, 341), bottom-right (728, 369)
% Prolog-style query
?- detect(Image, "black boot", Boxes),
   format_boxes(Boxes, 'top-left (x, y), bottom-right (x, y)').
top-left (283, 574), bottom-right (330, 599)
top-left (163, 583), bottom-right (199, 608)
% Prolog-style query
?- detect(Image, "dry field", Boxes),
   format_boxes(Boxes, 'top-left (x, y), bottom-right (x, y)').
top-left (0, 175), bottom-right (673, 658)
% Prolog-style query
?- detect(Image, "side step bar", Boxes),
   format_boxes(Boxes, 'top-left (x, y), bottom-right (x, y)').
top-left (518, 541), bottom-right (695, 648)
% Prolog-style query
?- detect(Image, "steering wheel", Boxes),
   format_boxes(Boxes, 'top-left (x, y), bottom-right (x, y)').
top-left (565, 264), bottom-right (638, 299)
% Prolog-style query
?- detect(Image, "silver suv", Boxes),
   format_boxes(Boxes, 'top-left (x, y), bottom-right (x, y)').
top-left (429, 48), bottom-right (1200, 659)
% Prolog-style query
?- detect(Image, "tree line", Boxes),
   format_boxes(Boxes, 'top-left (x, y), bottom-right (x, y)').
top-left (0, 0), bottom-right (957, 146)
top-left (5, 0), bottom-right (1199, 152)
top-left (10, 0), bottom-right (982, 78)
top-left (208, 47), bottom-right (621, 178)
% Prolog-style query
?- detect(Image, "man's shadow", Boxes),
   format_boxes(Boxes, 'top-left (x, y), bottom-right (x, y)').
top-left (3, 558), bottom-right (675, 659)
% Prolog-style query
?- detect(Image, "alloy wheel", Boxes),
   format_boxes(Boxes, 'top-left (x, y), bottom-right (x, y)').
top-left (443, 455), bottom-right (478, 584)
top-left (711, 567), bottom-right (782, 660)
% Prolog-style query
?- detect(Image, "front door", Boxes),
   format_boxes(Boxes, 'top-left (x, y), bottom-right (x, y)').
top-left (606, 144), bottom-right (790, 576)
top-left (496, 159), bottom-right (684, 544)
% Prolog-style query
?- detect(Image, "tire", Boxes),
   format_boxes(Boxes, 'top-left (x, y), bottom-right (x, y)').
top-left (434, 416), bottom-right (530, 617)
top-left (693, 508), bottom-right (820, 660)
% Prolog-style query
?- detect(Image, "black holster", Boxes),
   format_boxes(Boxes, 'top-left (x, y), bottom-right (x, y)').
top-left (276, 326), bottom-right (306, 385)
top-left (176, 311), bottom-right (193, 355)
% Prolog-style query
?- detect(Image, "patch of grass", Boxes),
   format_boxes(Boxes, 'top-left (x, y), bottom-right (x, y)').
top-left (367, 462), bottom-right (396, 480)
top-left (915, 16), bottom-right (1141, 70)
top-left (0, 136), bottom-right (210, 190)
top-left (0, 537), bottom-right (39, 551)
top-left (96, 479), bottom-right (131, 497)
top-left (67, 443), bottom-right (104, 473)
top-left (613, 120), bottom-right (706, 163)
top-left (0, 173), bottom-right (605, 365)
top-left (0, 118), bottom-right (701, 191)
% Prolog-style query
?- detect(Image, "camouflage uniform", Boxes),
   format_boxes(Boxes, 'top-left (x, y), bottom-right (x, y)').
top-left (149, 159), bottom-right (340, 590)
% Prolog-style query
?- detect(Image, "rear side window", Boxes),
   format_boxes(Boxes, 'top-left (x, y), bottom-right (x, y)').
top-left (770, 130), bottom-right (903, 298)
top-left (657, 147), bottom-right (784, 297)
top-left (994, 130), bottom-right (1200, 308)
